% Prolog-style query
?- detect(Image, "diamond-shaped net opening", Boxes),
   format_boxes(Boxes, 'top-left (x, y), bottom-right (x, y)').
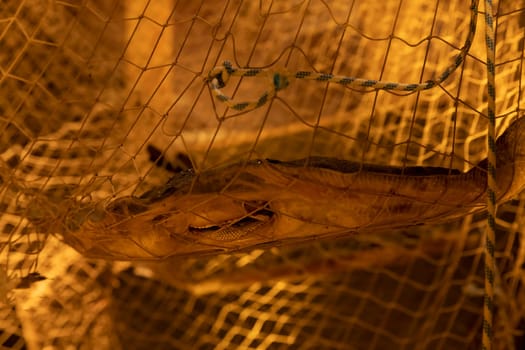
top-left (0, 1), bottom-right (524, 349)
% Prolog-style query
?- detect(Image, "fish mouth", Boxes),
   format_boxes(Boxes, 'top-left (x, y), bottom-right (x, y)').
top-left (188, 202), bottom-right (274, 242)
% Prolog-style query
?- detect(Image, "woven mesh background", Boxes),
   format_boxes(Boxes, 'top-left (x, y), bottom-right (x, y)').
top-left (0, 0), bottom-right (524, 349)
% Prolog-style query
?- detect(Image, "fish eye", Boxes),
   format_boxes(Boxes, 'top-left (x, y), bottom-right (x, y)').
top-left (107, 198), bottom-right (149, 215)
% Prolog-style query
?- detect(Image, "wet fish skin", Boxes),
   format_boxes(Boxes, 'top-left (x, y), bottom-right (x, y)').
top-left (61, 117), bottom-right (525, 260)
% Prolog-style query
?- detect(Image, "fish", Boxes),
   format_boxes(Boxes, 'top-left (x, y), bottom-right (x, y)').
top-left (59, 117), bottom-right (525, 261)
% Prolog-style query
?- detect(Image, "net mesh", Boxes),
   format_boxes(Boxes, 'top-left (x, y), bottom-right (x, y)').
top-left (0, 0), bottom-right (524, 349)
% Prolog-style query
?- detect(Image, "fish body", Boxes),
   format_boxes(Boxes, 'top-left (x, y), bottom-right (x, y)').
top-left (60, 117), bottom-right (525, 260)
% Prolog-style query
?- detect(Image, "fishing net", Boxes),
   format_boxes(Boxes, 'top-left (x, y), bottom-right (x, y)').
top-left (0, 0), bottom-right (524, 349)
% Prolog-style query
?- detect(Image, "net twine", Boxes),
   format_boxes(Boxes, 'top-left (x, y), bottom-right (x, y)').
top-left (207, 0), bottom-right (479, 113)
top-left (207, 1), bottom-right (499, 348)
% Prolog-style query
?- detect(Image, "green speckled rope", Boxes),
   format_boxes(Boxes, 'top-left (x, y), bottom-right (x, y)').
top-left (483, 0), bottom-right (496, 349)
top-left (208, 0), bottom-right (494, 346)
top-left (207, 0), bottom-right (479, 112)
